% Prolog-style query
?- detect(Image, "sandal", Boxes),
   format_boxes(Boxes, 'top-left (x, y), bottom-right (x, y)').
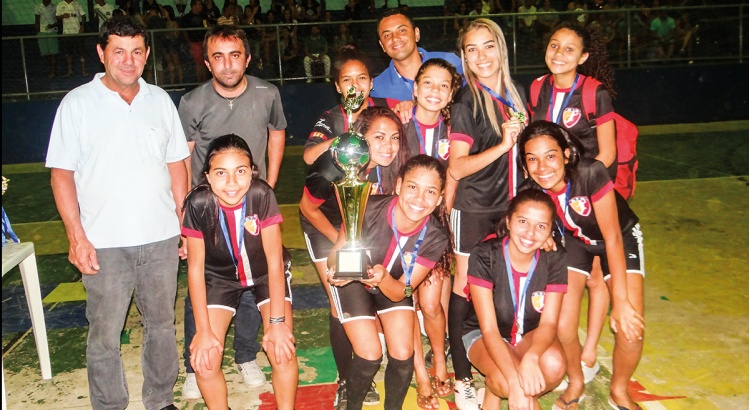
top-left (416, 391), bottom-right (440, 409)
top-left (608, 396), bottom-right (642, 410)
top-left (552, 394), bottom-right (585, 410)
top-left (430, 376), bottom-right (453, 398)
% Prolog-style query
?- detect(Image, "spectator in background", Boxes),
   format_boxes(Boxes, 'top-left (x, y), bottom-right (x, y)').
top-left (35, 0), bottom-right (60, 78)
top-left (244, 3), bottom-right (263, 67)
top-left (536, 0), bottom-right (560, 39)
top-left (142, 0), bottom-right (160, 14)
top-left (260, 10), bottom-right (278, 68)
top-left (217, 3), bottom-right (239, 25)
top-left (174, 0), bottom-right (187, 15)
top-left (567, 0), bottom-right (588, 24)
top-left (182, 0), bottom-right (208, 82)
top-left (333, 22), bottom-right (355, 51)
top-left (203, 0), bottom-right (221, 25)
top-left (650, 7), bottom-right (675, 59)
top-left (94, 0), bottom-right (115, 30)
top-left (281, 8), bottom-right (299, 40)
top-left (280, 27), bottom-right (300, 77)
top-left (300, 0), bottom-right (321, 22)
top-left (162, 5), bottom-right (184, 84)
top-left (443, 0), bottom-right (460, 35)
top-left (144, 6), bottom-right (165, 84)
top-left (453, 1), bottom-right (470, 33)
top-left (303, 24), bottom-right (330, 82)
top-left (56, 0), bottom-right (88, 77)
top-left (321, 10), bottom-right (337, 44)
top-left (469, 0), bottom-right (485, 16)
top-left (518, 0), bottom-right (538, 34)
top-left (675, 11), bottom-right (698, 60)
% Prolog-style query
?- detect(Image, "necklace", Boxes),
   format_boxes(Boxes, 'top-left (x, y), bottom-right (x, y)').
top-left (219, 81), bottom-right (247, 110)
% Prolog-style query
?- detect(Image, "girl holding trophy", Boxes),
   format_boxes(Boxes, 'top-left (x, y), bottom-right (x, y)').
top-left (181, 135), bottom-right (297, 409)
top-left (527, 23), bottom-right (620, 398)
top-left (327, 155), bottom-right (452, 410)
top-left (299, 106), bottom-right (410, 407)
top-left (519, 121), bottom-right (645, 410)
top-left (447, 18), bottom-right (528, 407)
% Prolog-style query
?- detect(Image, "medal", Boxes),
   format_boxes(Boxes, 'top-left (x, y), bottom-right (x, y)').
top-left (514, 110), bottom-right (526, 124)
top-left (404, 285), bottom-right (413, 298)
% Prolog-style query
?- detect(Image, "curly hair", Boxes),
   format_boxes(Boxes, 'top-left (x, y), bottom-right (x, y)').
top-left (556, 22), bottom-right (617, 98)
top-left (413, 58), bottom-right (463, 128)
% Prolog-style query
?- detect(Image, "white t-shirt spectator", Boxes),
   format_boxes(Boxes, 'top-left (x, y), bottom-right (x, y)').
top-left (56, 0), bottom-right (86, 34)
top-left (36, 1), bottom-right (59, 33)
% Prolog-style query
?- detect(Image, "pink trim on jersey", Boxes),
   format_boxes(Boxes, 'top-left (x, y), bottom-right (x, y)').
top-left (467, 275), bottom-right (493, 289)
top-left (449, 132), bottom-right (473, 146)
top-left (546, 283), bottom-right (568, 293)
top-left (224, 208), bottom-right (250, 285)
top-left (591, 181), bottom-right (614, 203)
top-left (181, 227), bottom-right (203, 239)
top-left (385, 98), bottom-right (399, 109)
top-left (219, 202), bottom-right (243, 211)
top-left (304, 186), bottom-right (326, 204)
top-left (596, 111), bottom-right (616, 126)
top-left (259, 214), bottom-right (283, 229)
top-left (415, 255), bottom-right (437, 269)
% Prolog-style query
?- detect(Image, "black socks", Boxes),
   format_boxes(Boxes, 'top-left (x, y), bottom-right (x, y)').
top-left (346, 354), bottom-right (381, 410)
top-left (448, 291), bottom-right (473, 380)
top-left (383, 353), bottom-right (414, 410)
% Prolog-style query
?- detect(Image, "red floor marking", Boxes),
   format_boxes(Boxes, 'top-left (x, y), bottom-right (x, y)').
top-left (258, 383), bottom-right (339, 409)
top-left (628, 380), bottom-right (687, 402)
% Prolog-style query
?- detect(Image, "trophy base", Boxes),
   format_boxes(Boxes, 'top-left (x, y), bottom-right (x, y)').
top-left (334, 249), bottom-right (370, 280)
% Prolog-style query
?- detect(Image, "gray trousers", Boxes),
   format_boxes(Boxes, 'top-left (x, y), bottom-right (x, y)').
top-left (82, 236), bottom-right (179, 410)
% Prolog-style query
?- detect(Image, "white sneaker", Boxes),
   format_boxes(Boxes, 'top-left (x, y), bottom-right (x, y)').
top-left (453, 378), bottom-right (479, 410)
top-left (238, 361), bottom-right (266, 388)
top-left (553, 377), bottom-right (568, 392)
top-left (181, 373), bottom-right (202, 400)
top-left (582, 361), bottom-right (600, 384)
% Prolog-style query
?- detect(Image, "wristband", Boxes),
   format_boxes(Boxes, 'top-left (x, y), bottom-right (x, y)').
top-left (269, 316), bottom-right (285, 325)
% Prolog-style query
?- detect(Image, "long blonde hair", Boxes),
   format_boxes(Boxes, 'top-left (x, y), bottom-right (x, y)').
top-left (458, 18), bottom-right (526, 136)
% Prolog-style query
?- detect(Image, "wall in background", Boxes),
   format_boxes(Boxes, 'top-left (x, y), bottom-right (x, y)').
top-left (3, 63), bottom-right (747, 164)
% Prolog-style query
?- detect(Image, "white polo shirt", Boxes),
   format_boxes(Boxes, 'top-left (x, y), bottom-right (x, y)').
top-left (46, 74), bottom-right (190, 248)
top-left (35, 1), bottom-right (59, 33)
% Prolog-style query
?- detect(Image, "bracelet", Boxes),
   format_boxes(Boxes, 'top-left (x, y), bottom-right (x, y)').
top-left (269, 316), bottom-right (286, 325)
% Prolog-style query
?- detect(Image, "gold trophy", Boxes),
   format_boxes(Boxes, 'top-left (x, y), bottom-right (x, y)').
top-left (331, 86), bottom-right (371, 279)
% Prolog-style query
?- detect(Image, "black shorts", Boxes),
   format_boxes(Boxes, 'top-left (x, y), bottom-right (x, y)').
top-left (331, 282), bottom-right (414, 323)
top-left (450, 208), bottom-right (504, 256)
top-left (303, 230), bottom-right (334, 262)
top-left (205, 270), bottom-right (293, 314)
top-left (564, 223), bottom-right (645, 280)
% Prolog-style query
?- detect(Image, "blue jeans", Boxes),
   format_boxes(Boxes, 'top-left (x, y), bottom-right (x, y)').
top-left (183, 289), bottom-right (262, 373)
top-left (82, 236), bottom-right (179, 410)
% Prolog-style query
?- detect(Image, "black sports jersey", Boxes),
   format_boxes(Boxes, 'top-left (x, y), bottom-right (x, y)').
top-left (305, 98), bottom-right (390, 149)
top-left (529, 74), bottom-right (615, 161)
top-left (545, 159), bottom-right (638, 245)
top-left (465, 236), bottom-right (567, 345)
top-left (300, 150), bottom-right (384, 235)
top-left (404, 116), bottom-right (450, 167)
top-left (362, 196), bottom-right (450, 281)
top-left (449, 83), bottom-right (527, 213)
top-left (182, 181), bottom-right (290, 286)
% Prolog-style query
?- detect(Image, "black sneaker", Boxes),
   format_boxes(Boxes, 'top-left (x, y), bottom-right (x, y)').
top-left (333, 380), bottom-right (348, 410)
top-left (364, 382), bottom-right (380, 405)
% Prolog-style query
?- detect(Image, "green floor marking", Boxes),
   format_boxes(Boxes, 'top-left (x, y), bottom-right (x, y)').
top-left (43, 282), bottom-right (86, 303)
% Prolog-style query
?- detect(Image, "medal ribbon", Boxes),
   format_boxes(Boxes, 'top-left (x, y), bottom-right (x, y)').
top-left (502, 237), bottom-right (539, 325)
top-left (544, 183), bottom-right (570, 245)
top-left (390, 206), bottom-right (428, 288)
top-left (412, 106), bottom-right (443, 158)
top-left (549, 74), bottom-right (580, 126)
top-left (218, 198), bottom-right (247, 268)
top-left (479, 82), bottom-right (517, 113)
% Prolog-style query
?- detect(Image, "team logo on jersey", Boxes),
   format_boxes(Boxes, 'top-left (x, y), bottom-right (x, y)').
top-left (562, 107), bottom-right (582, 128)
top-left (531, 291), bottom-right (545, 312)
top-left (244, 215), bottom-right (260, 236)
top-left (310, 131), bottom-right (328, 141)
top-left (438, 139), bottom-right (450, 160)
top-left (314, 119), bottom-right (331, 133)
top-left (569, 196), bottom-right (591, 216)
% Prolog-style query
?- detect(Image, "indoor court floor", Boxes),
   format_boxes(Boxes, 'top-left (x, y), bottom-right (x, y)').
top-left (2, 120), bottom-right (747, 409)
